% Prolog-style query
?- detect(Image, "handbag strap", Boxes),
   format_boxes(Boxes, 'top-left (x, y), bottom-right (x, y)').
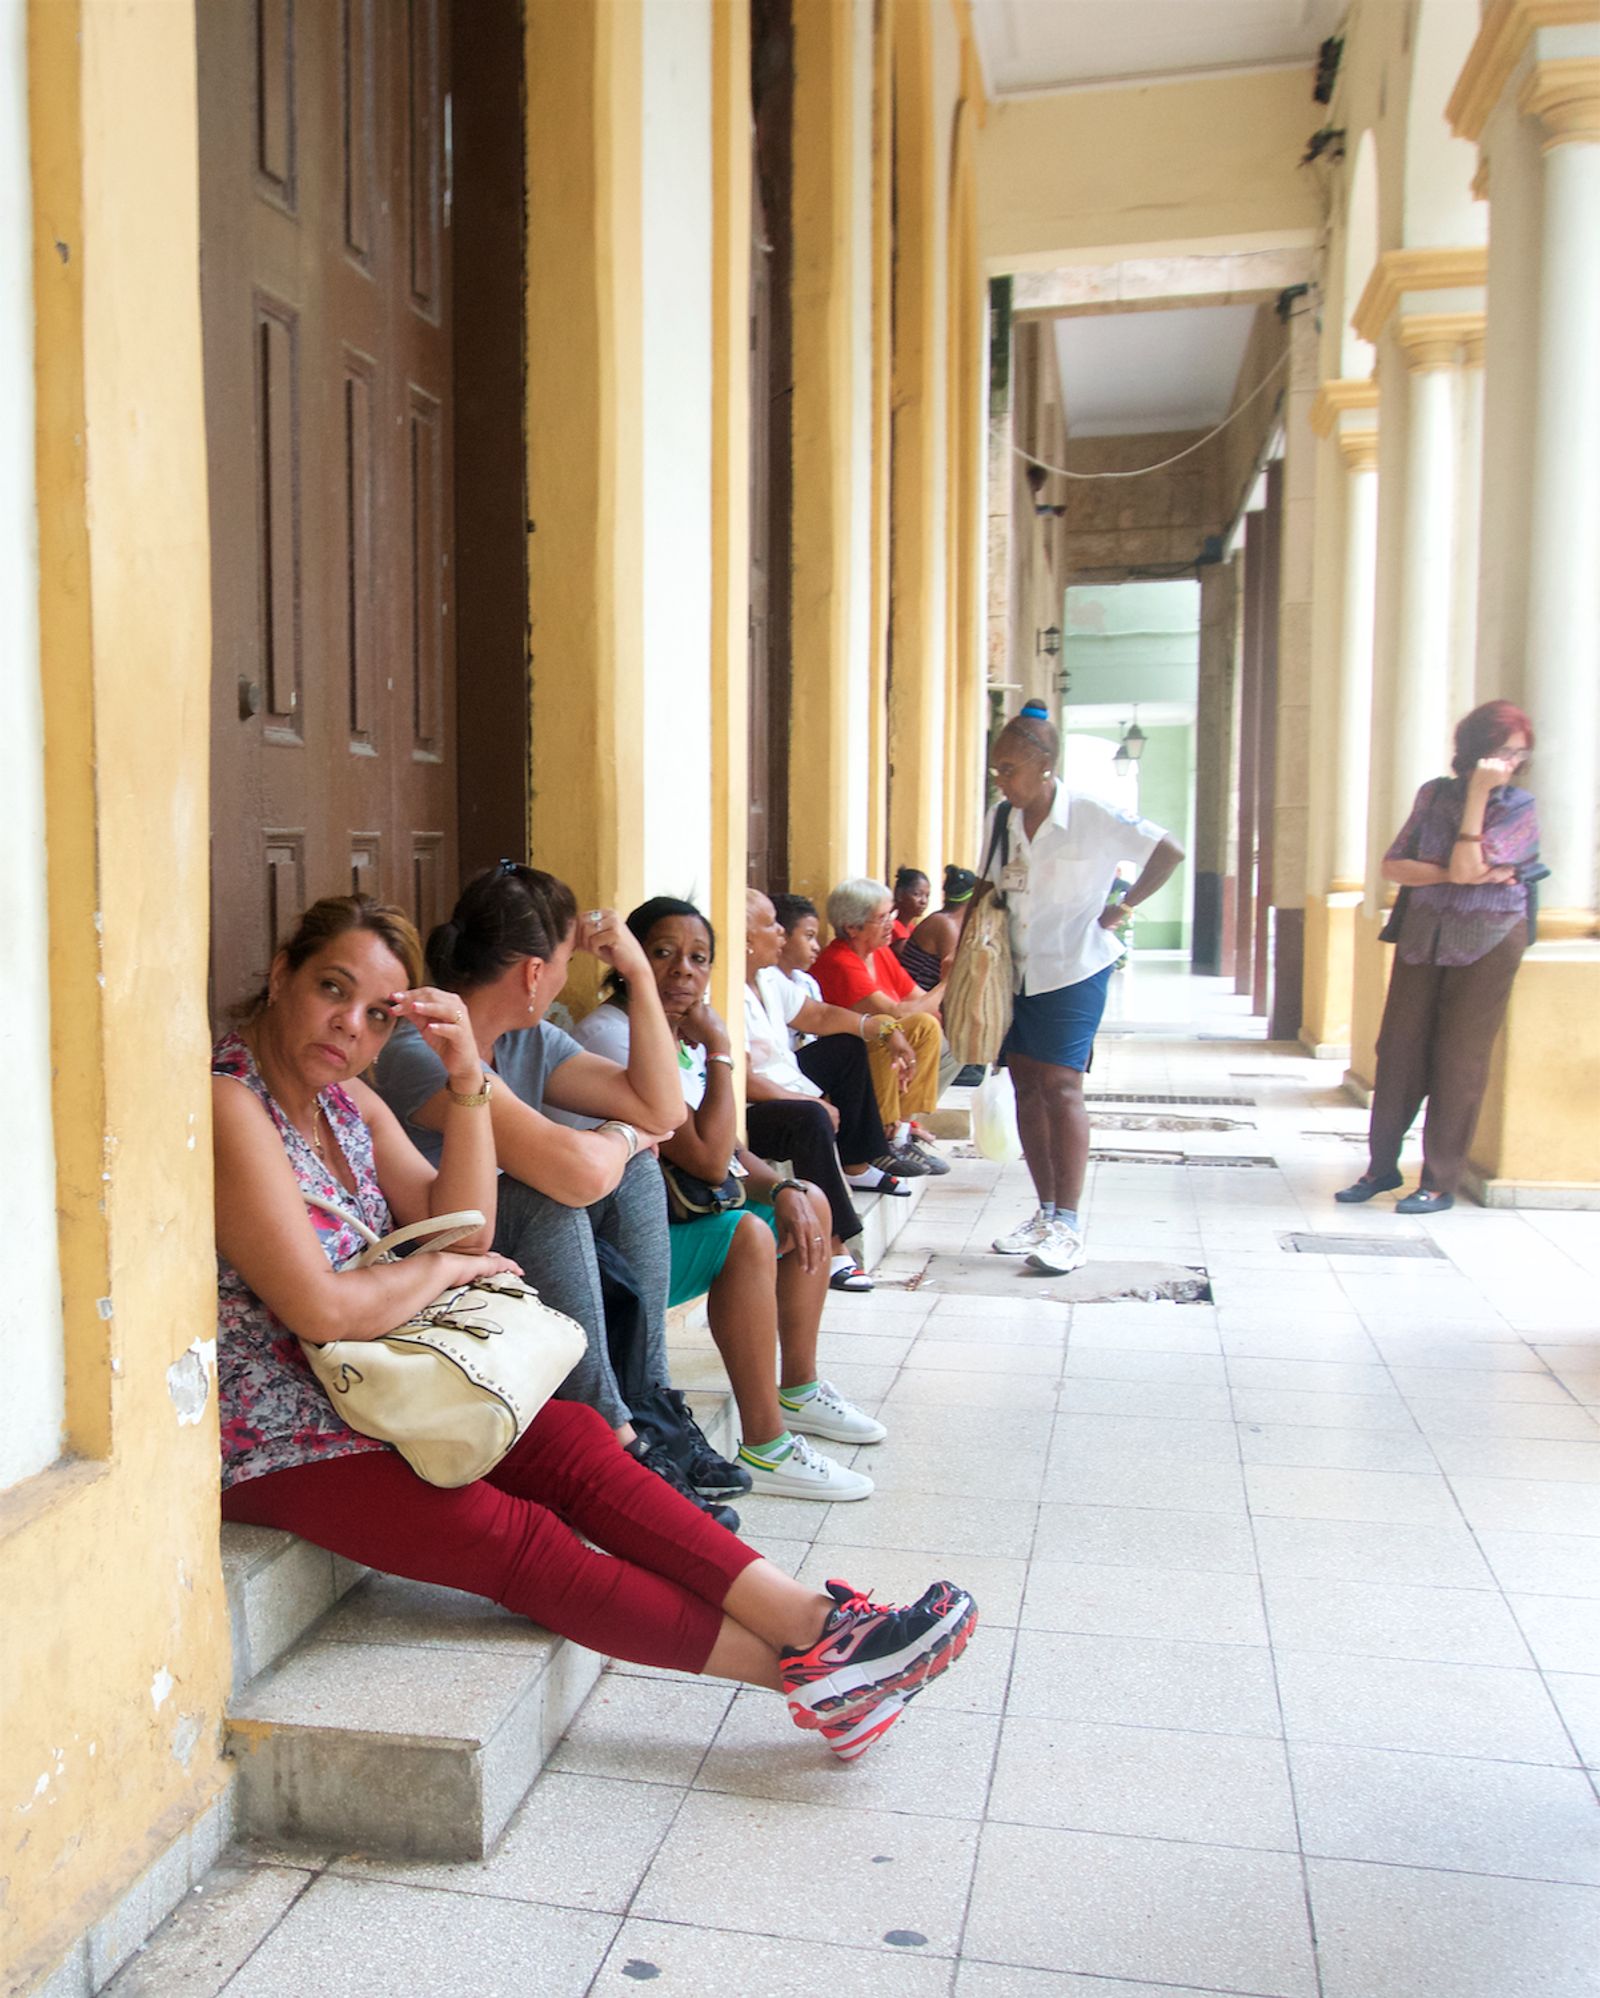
top-left (304, 1195), bottom-right (487, 1270)
top-left (979, 802), bottom-right (1012, 885)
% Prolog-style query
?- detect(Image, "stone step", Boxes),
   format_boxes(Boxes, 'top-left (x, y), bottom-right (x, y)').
top-left (221, 1524), bottom-right (368, 1699)
top-left (221, 1202), bottom-right (913, 1862)
top-left (227, 1574), bottom-right (602, 1861)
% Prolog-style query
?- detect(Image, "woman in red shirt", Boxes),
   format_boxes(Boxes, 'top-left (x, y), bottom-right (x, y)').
top-left (814, 878), bottom-right (949, 1176)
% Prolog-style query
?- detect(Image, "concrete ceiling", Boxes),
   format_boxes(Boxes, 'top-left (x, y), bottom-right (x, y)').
top-left (1054, 302), bottom-right (1261, 437)
top-left (970, 0), bottom-right (1346, 98)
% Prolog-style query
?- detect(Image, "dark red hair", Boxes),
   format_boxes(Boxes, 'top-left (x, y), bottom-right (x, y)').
top-left (1452, 700), bottom-right (1534, 778)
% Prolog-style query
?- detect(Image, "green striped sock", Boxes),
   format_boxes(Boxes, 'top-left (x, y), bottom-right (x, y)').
top-left (738, 1431), bottom-right (796, 1468)
top-left (777, 1381), bottom-right (819, 1412)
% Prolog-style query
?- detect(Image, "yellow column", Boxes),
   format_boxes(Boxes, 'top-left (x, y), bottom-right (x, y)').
top-left (6, 1), bottom-right (230, 1985)
top-left (784, 0), bottom-right (858, 907)
top-left (525, 0), bottom-right (645, 1009)
top-left (1302, 380), bottom-right (1378, 1055)
top-left (866, 3), bottom-right (894, 878)
top-left (887, 0), bottom-right (945, 881)
top-left (943, 100), bottom-right (984, 873)
top-left (1464, 51), bottom-right (1600, 1204)
top-left (709, 0), bottom-right (751, 1068)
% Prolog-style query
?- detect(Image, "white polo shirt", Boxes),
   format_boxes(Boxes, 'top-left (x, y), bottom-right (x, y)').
top-left (981, 788), bottom-right (1166, 997)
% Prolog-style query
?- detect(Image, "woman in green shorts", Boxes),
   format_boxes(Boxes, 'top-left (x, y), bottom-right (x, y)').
top-left (572, 898), bottom-right (884, 1501)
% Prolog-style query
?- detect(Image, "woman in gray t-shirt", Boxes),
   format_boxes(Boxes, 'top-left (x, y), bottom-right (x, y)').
top-left (372, 862), bottom-right (745, 1521)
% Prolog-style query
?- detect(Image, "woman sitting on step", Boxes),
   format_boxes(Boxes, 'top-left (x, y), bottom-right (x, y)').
top-left (212, 891), bottom-right (977, 1762)
top-left (372, 862), bottom-right (747, 1527)
top-left (743, 887), bottom-right (916, 1293)
top-left (571, 895), bottom-right (884, 1502)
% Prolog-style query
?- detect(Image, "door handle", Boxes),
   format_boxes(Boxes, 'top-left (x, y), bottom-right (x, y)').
top-left (238, 677), bottom-right (263, 719)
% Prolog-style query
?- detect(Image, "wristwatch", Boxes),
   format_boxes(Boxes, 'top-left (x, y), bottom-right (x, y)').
top-left (448, 1072), bottom-right (494, 1108)
top-left (769, 1177), bottom-right (806, 1202)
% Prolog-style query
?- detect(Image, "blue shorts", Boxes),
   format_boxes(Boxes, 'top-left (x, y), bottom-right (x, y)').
top-left (1000, 967), bottom-right (1114, 1072)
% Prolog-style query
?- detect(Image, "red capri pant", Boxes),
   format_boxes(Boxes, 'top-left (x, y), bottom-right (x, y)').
top-left (222, 1400), bottom-right (762, 1673)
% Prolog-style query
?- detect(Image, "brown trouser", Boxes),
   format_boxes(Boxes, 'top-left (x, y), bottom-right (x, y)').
top-left (1368, 923), bottom-right (1526, 1196)
top-left (866, 1011), bottom-right (943, 1127)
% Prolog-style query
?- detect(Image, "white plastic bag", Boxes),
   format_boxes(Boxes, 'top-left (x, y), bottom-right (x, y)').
top-left (972, 1065), bottom-right (1023, 1163)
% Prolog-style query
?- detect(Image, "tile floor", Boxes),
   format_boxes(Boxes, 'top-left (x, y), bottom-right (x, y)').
top-left (107, 983), bottom-right (1600, 1998)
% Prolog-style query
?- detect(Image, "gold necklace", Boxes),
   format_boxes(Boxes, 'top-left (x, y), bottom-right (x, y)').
top-left (307, 1099), bottom-right (327, 1165)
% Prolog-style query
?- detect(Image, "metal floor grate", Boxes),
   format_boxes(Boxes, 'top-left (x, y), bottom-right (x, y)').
top-left (1091, 1150), bottom-right (1279, 1170)
top-left (1087, 1093), bottom-right (1256, 1108)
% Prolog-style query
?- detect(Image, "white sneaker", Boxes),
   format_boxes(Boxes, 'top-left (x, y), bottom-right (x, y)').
top-left (780, 1378), bottom-right (888, 1445)
top-left (740, 1431), bottom-right (875, 1501)
top-left (1026, 1220), bottom-right (1086, 1275)
top-left (993, 1209), bottom-right (1050, 1255)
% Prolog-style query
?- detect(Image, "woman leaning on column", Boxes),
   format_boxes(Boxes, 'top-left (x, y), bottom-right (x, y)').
top-left (1338, 700), bottom-right (1540, 1216)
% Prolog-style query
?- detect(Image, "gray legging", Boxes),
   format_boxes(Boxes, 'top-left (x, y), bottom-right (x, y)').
top-left (491, 1151), bottom-right (671, 1429)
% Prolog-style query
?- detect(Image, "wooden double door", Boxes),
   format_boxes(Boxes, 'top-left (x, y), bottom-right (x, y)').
top-left (199, 0), bottom-right (457, 1014)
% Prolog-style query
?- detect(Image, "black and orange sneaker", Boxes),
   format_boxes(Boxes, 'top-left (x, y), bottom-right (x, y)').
top-left (781, 1578), bottom-right (977, 1729)
top-left (818, 1691), bottom-right (909, 1762)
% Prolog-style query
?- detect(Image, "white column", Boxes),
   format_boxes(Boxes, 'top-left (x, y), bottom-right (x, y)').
top-left (1520, 63), bottom-right (1600, 934)
top-left (1449, 326), bottom-right (1485, 721)
top-left (1333, 427), bottom-right (1379, 893)
top-left (1376, 327), bottom-right (1460, 888)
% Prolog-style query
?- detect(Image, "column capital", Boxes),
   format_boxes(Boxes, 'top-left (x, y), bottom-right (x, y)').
top-left (1472, 151), bottom-right (1491, 201)
top-left (1310, 376), bottom-right (1378, 437)
top-left (1518, 57), bottom-right (1600, 146)
top-left (1337, 429), bottom-right (1380, 473)
top-left (1449, 0), bottom-right (1600, 143)
top-left (1352, 246), bottom-right (1488, 347)
top-left (1396, 313), bottom-right (1482, 371)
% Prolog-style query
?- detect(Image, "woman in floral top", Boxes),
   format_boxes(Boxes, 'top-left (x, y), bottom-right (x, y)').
top-left (211, 892), bottom-right (977, 1757)
top-left (1337, 700), bottom-right (1539, 1215)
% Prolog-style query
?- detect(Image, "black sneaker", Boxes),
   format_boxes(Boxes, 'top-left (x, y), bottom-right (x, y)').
top-left (873, 1147), bottom-right (933, 1179)
top-left (900, 1137), bottom-right (950, 1177)
top-left (626, 1435), bottom-right (741, 1532)
top-left (653, 1385), bottom-right (753, 1497)
top-left (780, 1577), bottom-right (978, 1728)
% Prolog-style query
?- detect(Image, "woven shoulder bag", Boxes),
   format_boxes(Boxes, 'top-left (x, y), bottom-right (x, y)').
top-left (942, 805), bottom-right (1015, 1067)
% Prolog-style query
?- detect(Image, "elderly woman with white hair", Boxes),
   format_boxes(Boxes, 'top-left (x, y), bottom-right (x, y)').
top-left (813, 877), bottom-right (948, 1177)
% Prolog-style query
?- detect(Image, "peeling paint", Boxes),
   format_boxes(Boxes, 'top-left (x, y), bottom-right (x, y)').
top-left (150, 1668), bottom-right (174, 1712)
top-left (169, 1714), bottom-right (203, 1768)
top-left (165, 1342), bottom-right (213, 1425)
top-left (96, 1297), bottom-right (114, 1320)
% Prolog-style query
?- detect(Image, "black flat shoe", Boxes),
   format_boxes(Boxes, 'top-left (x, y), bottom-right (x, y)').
top-left (1396, 1188), bottom-right (1454, 1214)
top-left (1334, 1171), bottom-right (1404, 1204)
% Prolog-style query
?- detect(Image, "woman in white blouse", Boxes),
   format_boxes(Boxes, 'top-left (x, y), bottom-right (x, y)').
top-left (984, 703), bottom-right (1184, 1275)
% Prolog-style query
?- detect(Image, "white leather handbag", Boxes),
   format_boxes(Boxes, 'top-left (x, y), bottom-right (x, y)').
top-left (301, 1199), bottom-right (586, 1488)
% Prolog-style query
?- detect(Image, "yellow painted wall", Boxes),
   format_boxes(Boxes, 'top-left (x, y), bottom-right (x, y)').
top-left (3, 3), bottom-right (230, 1987)
top-left (886, 0), bottom-right (953, 882)
top-left (1470, 952), bottom-right (1600, 1193)
top-left (784, 0), bottom-right (858, 908)
top-left (709, 0), bottom-right (751, 1061)
top-left (1301, 895), bottom-right (1358, 1051)
top-left (977, 67), bottom-right (1321, 272)
top-left (525, 0), bottom-right (646, 1015)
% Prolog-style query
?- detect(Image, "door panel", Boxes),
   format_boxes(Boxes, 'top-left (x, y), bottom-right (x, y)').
top-left (201, 0), bottom-right (455, 1017)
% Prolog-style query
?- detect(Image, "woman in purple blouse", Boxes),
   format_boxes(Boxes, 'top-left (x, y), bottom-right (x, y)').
top-left (1338, 700), bottom-right (1538, 1215)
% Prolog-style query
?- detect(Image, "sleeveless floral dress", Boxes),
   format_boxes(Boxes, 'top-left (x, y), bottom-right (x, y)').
top-left (213, 1031), bottom-right (395, 1490)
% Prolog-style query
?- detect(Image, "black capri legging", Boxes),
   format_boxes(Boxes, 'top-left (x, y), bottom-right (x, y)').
top-left (796, 1034), bottom-right (893, 1168)
top-left (745, 1104), bottom-right (864, 1245)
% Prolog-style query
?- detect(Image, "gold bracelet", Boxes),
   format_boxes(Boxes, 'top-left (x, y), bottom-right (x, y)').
top-left (448, 1074), bottom-right (494, 1109)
